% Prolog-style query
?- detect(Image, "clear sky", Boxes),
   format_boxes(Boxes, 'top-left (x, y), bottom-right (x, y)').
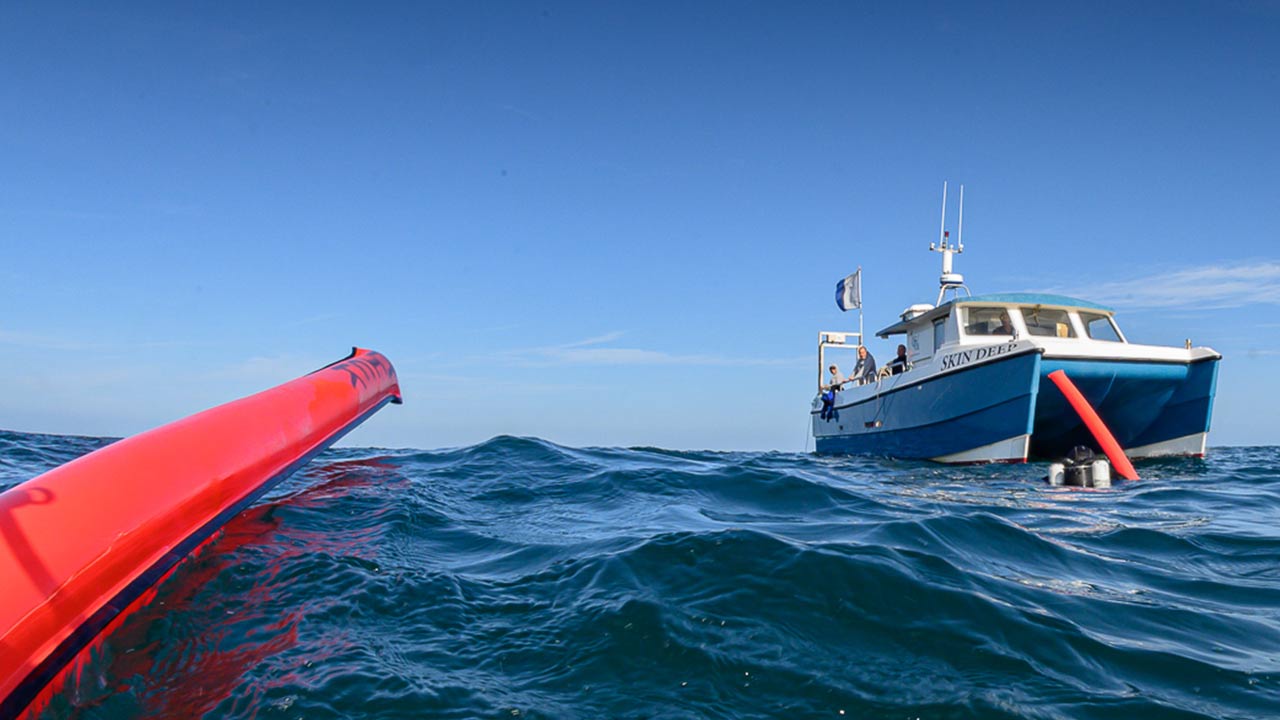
top-left (1, 2), bottom-right (1277, 450)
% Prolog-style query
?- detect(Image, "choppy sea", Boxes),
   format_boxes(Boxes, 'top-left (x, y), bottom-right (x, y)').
top-left (2, 430), bottom-right (1278, 719)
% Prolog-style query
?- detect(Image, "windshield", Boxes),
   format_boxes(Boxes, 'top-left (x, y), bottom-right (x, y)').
top-left (963, 307), bottom-right (1016, 336)
top-left (1022, 307), bottom-right (1076, 338)
top-left (1080, 312), bottom-right (1123, 342)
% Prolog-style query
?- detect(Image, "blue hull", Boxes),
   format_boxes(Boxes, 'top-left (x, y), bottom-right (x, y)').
top-left (814, 351), bottom-right (1219, 461)
top-left (1032, 357), bottom-right (1219, 457)
top-left (814, 350), bottom-right (1041, 459)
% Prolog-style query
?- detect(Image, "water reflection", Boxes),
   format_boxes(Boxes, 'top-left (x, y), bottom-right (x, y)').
top-left (33, 455), bottom-right (408, 720)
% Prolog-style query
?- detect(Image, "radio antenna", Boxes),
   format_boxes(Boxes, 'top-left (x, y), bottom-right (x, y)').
top-left (930, 180), bottom-right (969, 305)
top-left (937, 181), bottom-right (947, 249)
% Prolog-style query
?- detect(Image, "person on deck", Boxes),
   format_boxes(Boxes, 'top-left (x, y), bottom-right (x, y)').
top-left (888, 344), bottom-right (910, 375)
top-left (824, 364), bottom-right (844, 391)
top-left (852, 345), bottom-right (877, 385)
top-left (820, 364), bottom-right (843, 421)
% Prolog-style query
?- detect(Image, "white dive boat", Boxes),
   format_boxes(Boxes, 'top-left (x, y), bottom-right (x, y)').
top-left (812, 187), bottom-right (1221, 463)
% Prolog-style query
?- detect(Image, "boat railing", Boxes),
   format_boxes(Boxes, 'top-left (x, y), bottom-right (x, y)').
top-left (817, 331), bottom-right (861, 389)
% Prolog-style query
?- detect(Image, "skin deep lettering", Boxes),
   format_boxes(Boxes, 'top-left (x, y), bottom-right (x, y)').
top-left (942, 343), bottom-right (1014, 370)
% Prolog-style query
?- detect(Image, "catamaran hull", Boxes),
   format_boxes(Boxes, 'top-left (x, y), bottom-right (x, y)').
top-left (1031, 356), bottom-right (1219, 459)
top-left (813, 350), bottom-right (1041, 462)
top-left (813, 351), bottom-right (1219, 463)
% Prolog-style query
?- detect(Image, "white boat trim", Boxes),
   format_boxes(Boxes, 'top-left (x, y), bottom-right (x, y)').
top-left (931, 434), bottom-right (1030, 464)
top-left (1033, 338), bottom-right (1220, 364)
top-left (1126, 432), bottom-right (1208, 459)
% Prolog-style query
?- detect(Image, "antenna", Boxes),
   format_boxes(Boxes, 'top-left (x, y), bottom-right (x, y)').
top-left (936, 181), bottom-right (947, 250)
top-left (930, 180), bottom-right (970, 305)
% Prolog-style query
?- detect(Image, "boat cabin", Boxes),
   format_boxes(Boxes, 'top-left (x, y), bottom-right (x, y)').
top-left (875, 293), bottom-right (1127, 367)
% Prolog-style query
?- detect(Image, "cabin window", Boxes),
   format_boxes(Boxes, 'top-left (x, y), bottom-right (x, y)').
top-left (932, 316), bottom-right (947, 352)
top-left (1022, 307), bottom-right (1076, 338)
top-left (963, 306), bottom-right (1016, 336)
top-left (1081, 312), bottom-right (1122, 342)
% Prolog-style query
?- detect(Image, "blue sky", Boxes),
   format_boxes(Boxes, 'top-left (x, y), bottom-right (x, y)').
top-left (1, 2), bottom-right (1277, 450)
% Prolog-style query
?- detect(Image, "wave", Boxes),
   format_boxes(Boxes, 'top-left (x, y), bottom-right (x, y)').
top-left (3, 432), bottom-right (1278, 719)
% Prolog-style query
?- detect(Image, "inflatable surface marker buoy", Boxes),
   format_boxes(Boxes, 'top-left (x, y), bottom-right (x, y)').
top-left (1046, 369), bottom-right (1139, 481)
top-left (0, 348), bottom-right (401, 719)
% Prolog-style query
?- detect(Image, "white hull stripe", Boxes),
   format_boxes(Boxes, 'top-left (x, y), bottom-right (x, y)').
top-left (1125, 432), bottom-right (1208, 458)
top-left (931, 434), bottom-right (1030, 464)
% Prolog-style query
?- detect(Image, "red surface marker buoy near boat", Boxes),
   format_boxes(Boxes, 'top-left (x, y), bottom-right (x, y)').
top-left (0, 348), bottom-right (401, 719)
top-left (1046, 369), bottom-right (1139, 481)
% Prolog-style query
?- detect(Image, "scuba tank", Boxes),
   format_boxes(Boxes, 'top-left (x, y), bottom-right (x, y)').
top-left (1047, 445), bottom-right (1112, 488)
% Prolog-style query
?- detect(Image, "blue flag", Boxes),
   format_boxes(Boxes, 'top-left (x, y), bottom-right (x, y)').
top-left (835, 270), bottom-right (861, 311)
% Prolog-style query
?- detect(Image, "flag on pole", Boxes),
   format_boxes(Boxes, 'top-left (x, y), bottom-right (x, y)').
top-left (835, 269), bottom-right (861, 311)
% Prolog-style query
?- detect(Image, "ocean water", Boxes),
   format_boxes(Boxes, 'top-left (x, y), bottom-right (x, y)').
top-left (2, 430), bottom-right (1279, 720)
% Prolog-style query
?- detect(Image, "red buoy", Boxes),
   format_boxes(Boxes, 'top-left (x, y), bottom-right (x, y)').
top-left (0, 348), bottom-right (401, 718)
top-left (1046, 369), bottom-right (1139, 481)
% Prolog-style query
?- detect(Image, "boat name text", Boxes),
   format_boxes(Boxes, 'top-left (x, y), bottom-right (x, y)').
top-left (940, 343), bottom-right (1017, 370)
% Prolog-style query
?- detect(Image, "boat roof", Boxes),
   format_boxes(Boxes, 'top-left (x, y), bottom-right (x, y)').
top-left (956, 292), bottom-right (1113, 311)
top-left (875, 292), bottom-right (1115, 337)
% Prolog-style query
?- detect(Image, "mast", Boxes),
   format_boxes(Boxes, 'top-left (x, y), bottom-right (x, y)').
top-left (930, 182), bottom-right (970, 306)
top-left (938, 181), bottom-right (947, 249)
top-left (857, 265), bottom-right (864, 348)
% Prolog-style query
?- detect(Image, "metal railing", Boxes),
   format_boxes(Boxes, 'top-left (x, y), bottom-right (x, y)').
top-left (817, 330), bottom-right (861, 389)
